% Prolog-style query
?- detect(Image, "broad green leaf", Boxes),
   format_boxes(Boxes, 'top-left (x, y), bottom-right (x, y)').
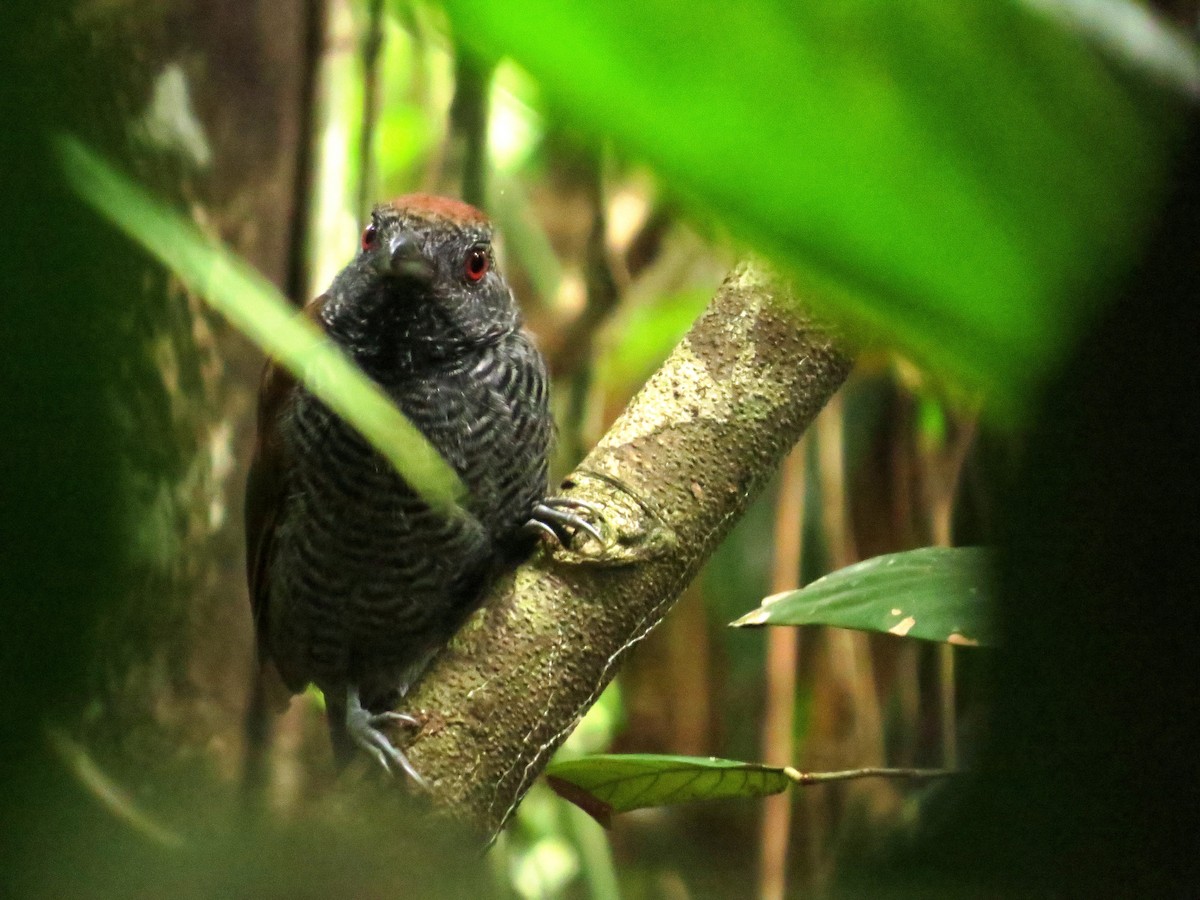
top-left (443, 0), bottom-right (1197, 413)
top-left (545, 754), bottom-right (791, 827)
top-left (731, 547), bottom-right (995, 646)
top-left (56, 136), bottom-right (466, 516)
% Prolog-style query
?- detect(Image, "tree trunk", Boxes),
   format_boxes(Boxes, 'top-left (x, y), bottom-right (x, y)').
top-left (0, 4), bottom-right (319, 890)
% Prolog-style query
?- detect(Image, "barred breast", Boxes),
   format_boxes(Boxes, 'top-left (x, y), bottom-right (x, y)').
top-left (267, 331), bottom-right (550, 700)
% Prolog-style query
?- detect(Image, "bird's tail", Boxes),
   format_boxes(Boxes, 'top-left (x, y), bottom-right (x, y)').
top-left (240, 661), bottom-right (294, 809)
top-left (324, 688), bottom-right (356, 769)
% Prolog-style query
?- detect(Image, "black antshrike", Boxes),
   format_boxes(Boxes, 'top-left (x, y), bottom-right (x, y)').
top-left (245, 194), bottom-right (599, 782)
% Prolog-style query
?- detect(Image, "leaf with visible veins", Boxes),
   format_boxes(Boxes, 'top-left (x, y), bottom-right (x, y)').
top-left (545, 755), bottom-right (792, 825)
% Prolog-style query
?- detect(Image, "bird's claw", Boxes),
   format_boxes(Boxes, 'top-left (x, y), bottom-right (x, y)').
top-left (372, 710), bottom-right (421, 729)
top-left (523, 496), bottom-right (607, 549)
top-left (347, 703), bottom-right (427, 788)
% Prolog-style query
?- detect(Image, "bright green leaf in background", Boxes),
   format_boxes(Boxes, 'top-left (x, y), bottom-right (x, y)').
top-left (732, 546), bottom-right (996, 646)
top-left (596, 288), bottom-right (713, 397)
top-left (545, 755), bottom-right (793, 827)
top-left (443, 0), bottom-right (1199, 413)
top-left (55, 136), bottom-right (467, 516)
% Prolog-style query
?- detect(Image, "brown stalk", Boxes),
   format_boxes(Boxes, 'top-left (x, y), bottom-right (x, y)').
top-left (923, 413), bottom-right (978, 769)
top-left (807, 392), bottom-right (885, 889)
top-left (355, 0), bottom-right (385, 222)
top-left (758, 438), bottom-right (808, 900)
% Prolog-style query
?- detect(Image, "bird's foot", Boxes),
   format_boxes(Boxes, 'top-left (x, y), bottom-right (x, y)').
top-left (523, 496), bottom-right (608, 550)
top-left (346, 693), bottom-right (426, 788)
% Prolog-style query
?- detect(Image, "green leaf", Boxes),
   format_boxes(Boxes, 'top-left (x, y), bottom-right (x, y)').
top-left (596, 288), bottom-right (713, 396)
top-left (731, 547), bottom-right (995, 646)
top-left (55, 136), bottom-right (467, 516)
top-left (545, 754), bottom-right (792, 827)
top-left (442, 0), bottom-right (1196, 413)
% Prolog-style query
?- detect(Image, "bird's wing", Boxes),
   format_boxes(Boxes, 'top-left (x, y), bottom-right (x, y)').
top-left (245, 356), bottom-right (296, 663)
top-left (244, 294), bottom-right (330, 667)
top-left (495, 330), bottom-right (553, 528)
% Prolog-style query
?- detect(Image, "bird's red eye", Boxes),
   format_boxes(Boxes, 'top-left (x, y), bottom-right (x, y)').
top-left (361, 223), bottom-right (379, 252)
top-left (464, 246), bottom-right (489, 283)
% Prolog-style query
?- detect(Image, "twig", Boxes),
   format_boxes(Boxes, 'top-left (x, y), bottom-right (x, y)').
top-left (783, 766), bottom-right (958, 786)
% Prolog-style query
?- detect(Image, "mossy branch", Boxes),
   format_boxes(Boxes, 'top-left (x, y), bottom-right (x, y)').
top-left (404, 261), bottom-right (853, 834)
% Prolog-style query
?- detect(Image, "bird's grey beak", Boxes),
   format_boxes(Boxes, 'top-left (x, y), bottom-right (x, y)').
top-left (386, 234), bottom-right (434, 282)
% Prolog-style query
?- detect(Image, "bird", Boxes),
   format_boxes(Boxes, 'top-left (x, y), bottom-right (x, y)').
top-left (244, 194), bottom-right (600, 784)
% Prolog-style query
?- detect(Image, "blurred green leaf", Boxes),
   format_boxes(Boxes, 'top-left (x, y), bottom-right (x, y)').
top-left (443, 0), bottom-right (1196, 413)
top-left (545, 754), bottom-right (792, 827)
top-left (597, 288), bottom-right (712, 395)
top-left (377, 105), bottom-right (433, 184)
top-left (917, 394), bottom-right (949, 447)
top-left (731, 546), bottom-right (995, 646)
top-left (491, 176), bottom-right (563, 306)
top-left (56, 136), bottom-right (467, 515)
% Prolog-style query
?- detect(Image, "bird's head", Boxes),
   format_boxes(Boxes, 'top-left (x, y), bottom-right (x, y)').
top-left (321, 194), bottom-right (520, 372)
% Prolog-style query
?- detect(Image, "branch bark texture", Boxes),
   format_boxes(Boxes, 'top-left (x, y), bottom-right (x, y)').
top-left (405, 262), bottom-right (852, 833)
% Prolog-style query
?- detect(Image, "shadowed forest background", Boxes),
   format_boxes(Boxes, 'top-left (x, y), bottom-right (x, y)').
top-left (1, 1), bottom-right (1198, 897)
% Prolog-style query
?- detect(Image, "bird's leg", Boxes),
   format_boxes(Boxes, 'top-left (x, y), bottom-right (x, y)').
top-left (523, 496), bottom-right (607, 548)
top-left (344, 685), bottom-right (427, 788)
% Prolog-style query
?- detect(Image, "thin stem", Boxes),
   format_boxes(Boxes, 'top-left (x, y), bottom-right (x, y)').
top-left (939, 643), bottom-right (958, 768)
top-left (758, 438), bottom-right (808, 900)
top-left (817, 396), bottom-right (881, 758)
top-left (285, 0), bottom-right (329, 304)
top-left (448, 48), bottom-right (492, 208)
top-left (811, 392), bottom-right (883, 892)
top-left (928, 414), bottom-right (978, 770)
top-left (784, 766), bottom-right (958, 786)
top-left (356, 0), bottom-right (385, 221)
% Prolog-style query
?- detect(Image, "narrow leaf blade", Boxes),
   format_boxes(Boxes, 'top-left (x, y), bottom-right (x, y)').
top-left (55, 136), bottom-right (466, 515)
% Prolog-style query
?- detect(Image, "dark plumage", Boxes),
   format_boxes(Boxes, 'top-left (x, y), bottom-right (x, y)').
top-left (245, 195), bottom-right (591, 781)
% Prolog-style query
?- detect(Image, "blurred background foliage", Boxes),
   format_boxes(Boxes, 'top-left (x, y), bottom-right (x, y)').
top-left (1, 0), bottom-right (1197, 897)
